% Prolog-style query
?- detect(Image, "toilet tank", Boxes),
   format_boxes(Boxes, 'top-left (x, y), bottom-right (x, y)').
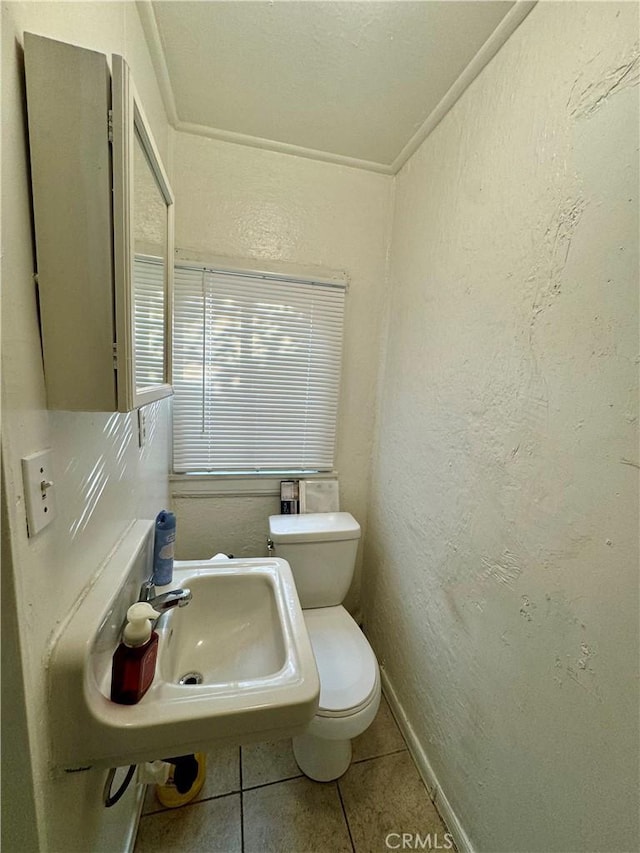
top-left (268, 512), bottom-right (361, 608)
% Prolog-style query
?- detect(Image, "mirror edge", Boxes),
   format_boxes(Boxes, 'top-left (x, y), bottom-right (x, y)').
top-left (112, 53), bottom-right (174, 413)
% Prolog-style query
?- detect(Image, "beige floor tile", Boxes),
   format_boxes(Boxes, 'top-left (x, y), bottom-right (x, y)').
top-left (339, 752), bottom-right (449, 853)
top-left (134, 793), bottom-right (241, 852)
top-left (241, 738), bottom-right (302, 789)
top-left (243, 776), bottom-right (353, 853)
top-left (352, 695), bottom-right (407, 763)
top-left (142, 746), bottom-right (240, 815)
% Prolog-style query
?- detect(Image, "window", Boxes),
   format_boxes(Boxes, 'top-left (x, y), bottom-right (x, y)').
top-left (172, 263), bottom-right (346, 474)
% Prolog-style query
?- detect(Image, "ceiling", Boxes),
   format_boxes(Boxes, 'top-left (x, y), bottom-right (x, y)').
top-left (141, 1), bottom-right (533, 174)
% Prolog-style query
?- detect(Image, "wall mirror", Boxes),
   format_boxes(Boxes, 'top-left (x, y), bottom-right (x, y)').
top-left (112, 54), bottom-right (174, 411)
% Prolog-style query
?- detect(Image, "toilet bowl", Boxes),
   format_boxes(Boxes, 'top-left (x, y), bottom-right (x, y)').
top-left (268, 512), bottom-right (380, 781)
top-left (292, 604), bottom-right (380, 781)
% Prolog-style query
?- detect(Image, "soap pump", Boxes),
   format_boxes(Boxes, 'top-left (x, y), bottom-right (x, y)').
top-left (110, 602), bottom-right (161, 705)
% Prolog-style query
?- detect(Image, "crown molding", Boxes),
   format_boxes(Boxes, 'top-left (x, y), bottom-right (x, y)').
top-left (174, 120), bottom-right (395, 175)
top-left (390, 1), bottom-right (538, 174)
top-left (136, 0), bottom-right (179, 126)
top-left (138, 0), bottom-right (537, 177)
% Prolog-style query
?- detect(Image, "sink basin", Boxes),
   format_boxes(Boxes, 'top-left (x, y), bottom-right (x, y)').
top-left (48, 521), bottom-right (319, 770)
top-left (158, 570), bottom-right (287, 686)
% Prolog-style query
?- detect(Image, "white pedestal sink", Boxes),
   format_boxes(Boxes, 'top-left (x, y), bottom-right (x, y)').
top-left (48, 521), bottom-right (319, 770)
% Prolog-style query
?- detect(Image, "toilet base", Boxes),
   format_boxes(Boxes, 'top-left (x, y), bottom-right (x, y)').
top-left (292, 733), bottom-right (352, 782)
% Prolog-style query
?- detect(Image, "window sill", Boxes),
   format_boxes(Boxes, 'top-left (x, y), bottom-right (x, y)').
top-left (170, 472), bottom-right (338, 498)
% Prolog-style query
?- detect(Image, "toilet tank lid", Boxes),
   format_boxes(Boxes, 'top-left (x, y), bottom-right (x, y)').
top-left (269, 512), bottom-right (360, 543)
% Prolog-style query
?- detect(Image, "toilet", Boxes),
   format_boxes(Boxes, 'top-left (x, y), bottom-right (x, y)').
top-left (268, 512), bottom-right (381, 782)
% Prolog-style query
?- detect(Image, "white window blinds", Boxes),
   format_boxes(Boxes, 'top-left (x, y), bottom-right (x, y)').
top-left (172, 264), bottom-right (346, 474)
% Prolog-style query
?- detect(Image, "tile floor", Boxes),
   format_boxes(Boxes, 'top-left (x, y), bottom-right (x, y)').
top-left (134, 696), bottom-right (452, 853)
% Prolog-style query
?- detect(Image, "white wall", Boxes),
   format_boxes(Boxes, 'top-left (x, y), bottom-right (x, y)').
top-left (1, 3), bottom-right (171, 850)
top-left (364, 3), bottom-right (639, 851)
top-left (171, 131), bottom-right (393, 609)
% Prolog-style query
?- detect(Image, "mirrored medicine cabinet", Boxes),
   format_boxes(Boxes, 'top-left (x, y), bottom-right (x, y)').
top-left (24, 33), bottom-right (174, 412)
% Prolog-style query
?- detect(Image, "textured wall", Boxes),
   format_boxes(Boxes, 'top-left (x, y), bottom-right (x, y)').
top-left (171, 132), bottom-right (393, 608)
top-left (364, 3), bottom-right (639, 851)
top-left (1, 3), bottom-right (171, 850)
top-left (173, 493), bottom-right (279, 561)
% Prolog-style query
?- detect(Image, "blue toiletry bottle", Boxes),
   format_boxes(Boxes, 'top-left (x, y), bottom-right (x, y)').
top-left (153, 510), bottom-right (176, 586)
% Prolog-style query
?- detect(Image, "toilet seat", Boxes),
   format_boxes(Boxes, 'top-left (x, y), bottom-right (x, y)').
top-left (303, 606), bottom-right (378, 716)
top-left (316, 669), bottom-right (380, 719)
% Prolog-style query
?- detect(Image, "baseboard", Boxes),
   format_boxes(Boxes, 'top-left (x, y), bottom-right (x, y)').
top-left (380, 667), bottom-right (475, 853)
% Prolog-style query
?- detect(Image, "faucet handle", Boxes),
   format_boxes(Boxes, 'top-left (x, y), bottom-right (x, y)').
top-left (139, 579), bottom-right (156, 602)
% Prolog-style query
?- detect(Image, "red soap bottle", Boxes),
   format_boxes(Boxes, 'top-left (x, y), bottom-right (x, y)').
top-left (111, 602), bottom-right (160, 705)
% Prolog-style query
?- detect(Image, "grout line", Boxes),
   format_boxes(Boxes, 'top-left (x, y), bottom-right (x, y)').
top-left (239, 747), bottom-right (245, 853)
top-left (351, 747), bottom-right (407, 767)
top-left (141, 790), bottom-right (239, 817)
top-left (336, 781), bottom-right (356, 853)
top-left (242, 772), bottom-right (304, 793)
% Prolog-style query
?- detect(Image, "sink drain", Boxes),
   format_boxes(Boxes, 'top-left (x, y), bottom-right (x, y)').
top-left (178, 671), bottom-right (203, 685)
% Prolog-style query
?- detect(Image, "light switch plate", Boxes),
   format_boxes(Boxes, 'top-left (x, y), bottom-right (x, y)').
top-left (22, 449), bottom-right (57, 536)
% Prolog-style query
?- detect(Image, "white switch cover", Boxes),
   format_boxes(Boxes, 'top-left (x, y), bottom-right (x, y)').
top-left (22, 449), bottom-right (57, 536)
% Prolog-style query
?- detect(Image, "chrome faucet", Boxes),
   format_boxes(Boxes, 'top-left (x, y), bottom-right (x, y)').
top-left (138, 581), bottom-right (192, 612)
